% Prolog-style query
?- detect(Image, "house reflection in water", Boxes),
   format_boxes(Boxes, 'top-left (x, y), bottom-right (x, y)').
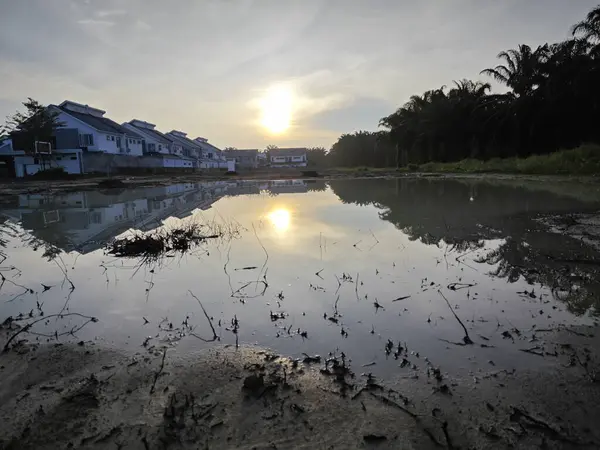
top-left (1, 180), bottom-right (326, 254)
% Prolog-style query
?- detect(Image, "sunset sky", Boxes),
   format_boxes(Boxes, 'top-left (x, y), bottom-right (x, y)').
top-left (1, 0), bottom-right (598, 149)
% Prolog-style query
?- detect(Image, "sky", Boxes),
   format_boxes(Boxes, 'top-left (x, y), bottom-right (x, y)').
top-left (1, 0), bottom-right (598, 149)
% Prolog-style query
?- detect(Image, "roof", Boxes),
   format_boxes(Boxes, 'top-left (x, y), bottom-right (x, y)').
top-left (166, 132), bottom-right (204, 151)
top-left (126, 122), bottom-right (172, 146)
top-left (223, 149), bottom-right (259, 157)
top-left (53, 105), bottom-right (142, 139)
top-left (269, 148), bottom-right (307, 157)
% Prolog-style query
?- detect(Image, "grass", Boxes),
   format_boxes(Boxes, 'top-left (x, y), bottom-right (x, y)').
top-left (329, 145), bottom-right (600, 176)
top-left (418, 144), bottom-right (600, 175)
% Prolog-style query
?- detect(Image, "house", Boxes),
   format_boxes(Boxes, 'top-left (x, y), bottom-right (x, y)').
top-left (193, 137), bottom-right (227, 169)
top-left (123, 119), bottom-right (171, 155)
top-left (268, 148), bottom-right (307, 167)
top-left (1, 129), bottom-right (84, 177)
top-left (165, 130), bottom-right (209, 168)
top-left (223, 149), bottom-right (259, 169)
top-left (49, 101), bottom-right (144, 156)
top-left (123, 120), bottom-right (194, 170)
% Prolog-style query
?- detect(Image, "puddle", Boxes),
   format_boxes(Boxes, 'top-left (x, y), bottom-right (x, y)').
top-left (1, 177), bottom-right (599, 380)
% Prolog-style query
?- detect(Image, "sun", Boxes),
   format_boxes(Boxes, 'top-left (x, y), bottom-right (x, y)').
top-left (260, 85), bottom-right (292, 134)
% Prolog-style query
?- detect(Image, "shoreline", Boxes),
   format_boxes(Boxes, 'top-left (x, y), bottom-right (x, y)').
top-left (1, 324), bottom-right (599, 449)
top-left (0, 170), bottom-right (599, 199)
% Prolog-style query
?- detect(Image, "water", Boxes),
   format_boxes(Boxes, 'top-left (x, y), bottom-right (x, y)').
top-left (1, 178), bottom-right (599, 381)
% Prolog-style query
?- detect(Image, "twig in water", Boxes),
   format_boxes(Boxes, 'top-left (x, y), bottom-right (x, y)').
top-left (54, 259), bottom-right (75, 291)
top-left (355, 272), bottom-right (360, 300)
top-left (438, 290), bottom-right (473, 345)
top-left (447, 282), bottom-right (476, 291)
top-left (252, 223), bottom-right (269, 287)
top-left (393, 295), bottom-right (411, 302)
top-left (369, 229), bottom-right (380, 244)
top-left (315, 269), bottom-right (324, 279)
top-left (3, 313), bottom-right (98, 351)
top-left (188, 290), bottom-right (219, 342)
top-left (149, 349), bottom-right (167, 394)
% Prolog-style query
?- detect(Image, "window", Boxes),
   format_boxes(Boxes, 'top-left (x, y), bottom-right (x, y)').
top-left (106, 135), bottom-right (110, 141)
top-left (79, 134), bottom-right (94, 146)
top-left (208, 153), bottom-right (213, 159)
top-left (70, 156), bottom-right (77, 160)
top-left (111, 136), bottom-right (115, 141)
top-left (138, 140), bottom-right (141, 144)
top-left (147, 143), bottom-right (156, 152)
top-left (158, 144), bottom-right (162, 151)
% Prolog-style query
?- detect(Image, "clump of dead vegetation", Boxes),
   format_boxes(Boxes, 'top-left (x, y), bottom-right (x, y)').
top-left (106, 220), bottom-right (240, 261)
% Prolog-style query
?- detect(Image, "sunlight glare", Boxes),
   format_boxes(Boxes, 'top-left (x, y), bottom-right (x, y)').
top-left (268, 208), bottom-right (291, 231)
top-left (260, 85), bottom-right (292, 134)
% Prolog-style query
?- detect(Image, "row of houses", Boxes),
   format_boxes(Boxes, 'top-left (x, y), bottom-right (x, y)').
top-left (0, 100), bottom-right (309, 177)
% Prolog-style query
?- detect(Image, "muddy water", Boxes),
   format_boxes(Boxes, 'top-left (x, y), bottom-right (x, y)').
top-left (1, 178), bottom-right (599, 381)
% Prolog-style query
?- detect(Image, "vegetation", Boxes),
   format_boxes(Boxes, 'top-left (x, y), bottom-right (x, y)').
top-left (418, 145), bottom-right (600, 175)
top-left (2, 98), bottom-right (64, 153)
top-left (324, 5), bottom-right (600, 171)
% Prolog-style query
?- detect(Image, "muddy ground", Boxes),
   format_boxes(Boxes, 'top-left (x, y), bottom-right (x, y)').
top-left (0, 324), bottom-right (599, 450)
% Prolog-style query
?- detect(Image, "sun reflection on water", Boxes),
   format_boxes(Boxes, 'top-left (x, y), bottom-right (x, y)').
top-left (268, 208), bottom-right (291, 231)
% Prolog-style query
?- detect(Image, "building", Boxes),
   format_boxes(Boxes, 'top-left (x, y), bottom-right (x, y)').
top-left (193, 137), bottom-right (227, 169)
top-left (123, 120), bottom-right (194, 169)
top-left (268, 148), bottom-right (307, 167)
top-left (1, 129), bottom-right (84, 177)
top-left (165, 130), bottom-right (209, 169)
top-left (49, 101), bottom-right (144, 156)
top-left (223, 149), bottom-right (259, 169)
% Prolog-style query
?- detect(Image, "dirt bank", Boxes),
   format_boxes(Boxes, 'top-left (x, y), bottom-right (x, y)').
top-left (1, 324), bottom-right (599, 450)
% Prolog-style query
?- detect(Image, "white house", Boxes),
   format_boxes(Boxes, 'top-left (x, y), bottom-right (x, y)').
top-left (193, 137), bottom-right (227, 169)
top-left (166, 130), bottom-right (213, 169)
top-left (49, 101), bottom-right (144, 156)
top-left (268, 148), bottom-right (308, 167)
top-left (0, 130), bottom-right (84, 178)
top-left (122, 119), bottom-right (170, 155)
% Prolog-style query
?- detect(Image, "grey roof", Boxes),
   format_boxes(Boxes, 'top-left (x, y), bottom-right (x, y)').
top-left (166, 133), bottom-right (204, 151)
top-left (127, 123), bottom-right (172, 145)
top-left (54, 105), bottom-right (142, 139)
top-left (269, 148), bottom-right (307, 157)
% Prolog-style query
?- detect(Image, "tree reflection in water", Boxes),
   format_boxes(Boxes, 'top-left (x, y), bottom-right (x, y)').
top-left (329, 178), bottom-right (600, 316)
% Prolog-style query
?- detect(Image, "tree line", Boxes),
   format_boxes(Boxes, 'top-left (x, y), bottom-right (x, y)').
top-left (316, 5), bottom-right (600, 168)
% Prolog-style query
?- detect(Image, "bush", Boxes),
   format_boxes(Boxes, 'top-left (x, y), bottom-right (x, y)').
top-left (407, 163), bottom-right (419, 171)
top-left (28, 167), bottom-right (73, 180)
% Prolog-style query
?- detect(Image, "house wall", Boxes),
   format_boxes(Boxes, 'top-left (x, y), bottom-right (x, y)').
top-left (55, 110), bottom-right (143, 156)
top-left (270, 155), bottom-right (307, 167)
top-left (13, 153), bottom-right (82, 177)
top-left (122, 124), bottom-right (166, 156)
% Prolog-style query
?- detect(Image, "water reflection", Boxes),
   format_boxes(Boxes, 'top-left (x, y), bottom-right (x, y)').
top-left (1, 177), bottom-right (599, 379)
top-left (329, 178), bottom-right (600, 316)
top-left (268, 208), bottom-right (291, 232)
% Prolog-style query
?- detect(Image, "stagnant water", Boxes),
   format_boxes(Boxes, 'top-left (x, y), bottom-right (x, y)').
top-left (1, 178), bottom-right (599, 381)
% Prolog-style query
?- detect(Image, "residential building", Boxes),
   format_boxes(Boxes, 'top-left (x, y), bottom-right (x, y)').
top-left (193, 137), bottom-right (227, 169)
top-left (1, 129), bottom-right (84, 177)
top-left (123, 120), bottom-right (194, 169)
top-left (268, 148), bottom-right (307, 167)
top-left (165, 130), bottom-right (208, 168)
top-left (223, 149), bottom-right (259, 169)
top-left (49, 101), bottom-right (144, 156)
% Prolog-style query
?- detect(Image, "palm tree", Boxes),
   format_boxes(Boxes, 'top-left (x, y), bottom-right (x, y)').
top-left (572, 5), bottom-right (600, 43)
top-left (480, 44), bottom-right (549, 96)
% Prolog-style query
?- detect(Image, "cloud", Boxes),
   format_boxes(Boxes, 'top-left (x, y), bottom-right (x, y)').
top-left (95, 9), bottom-right (127, 18)
top-left (77, 19), bottom-right (115, 27)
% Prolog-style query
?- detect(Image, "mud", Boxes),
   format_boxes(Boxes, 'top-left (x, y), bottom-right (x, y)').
top-left (1, 324), bottom-right (599, 450)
